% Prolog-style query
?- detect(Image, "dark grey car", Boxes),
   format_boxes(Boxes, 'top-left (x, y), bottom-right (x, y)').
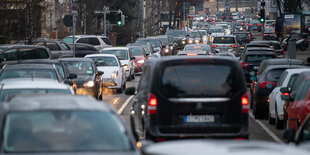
top-left (36, 39), bottom-right (74, 59)
top-left (0, 94), bottom-right (140, 155)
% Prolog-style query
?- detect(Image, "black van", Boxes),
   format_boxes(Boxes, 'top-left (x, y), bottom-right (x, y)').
top-left (222, 12), bottom-right (232, 21)
top-left (126, 56), bottom-right (249, 141)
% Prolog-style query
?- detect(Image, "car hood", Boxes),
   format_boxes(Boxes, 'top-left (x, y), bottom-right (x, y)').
top-left (97, 66), bottom-right (120, 78)
top-left (74, 75), bottom-right (95, 86)
top-left (120, 60), bottom-right (129, 66)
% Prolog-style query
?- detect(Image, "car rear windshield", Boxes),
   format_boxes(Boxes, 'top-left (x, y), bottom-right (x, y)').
top-left (101, 50), bottom-right (128, 60)
top-left (0, 69), bottom-right (58, 81)
top-left (184, 45), bottom-right (209, 51)
top-left (136, 39), bottom-right (160, 48)
top-left (245, 54), bottom-right (274, 62)
top-left (130, 47), bottom-right (144, 56)
top-left (88, 57), bottom-right (118, 67)
top-left (3, 111), bottom-right (133, 152)
top-left (266, 68), bottom-right (287, 82)
top-left (213, 37), bottom-right (235, 44)
top-left (165, 30), bottom-right (185, 37)
top-left (161, 64), bottom-right (236, 97)
top-left (209, 29), bottom-right (223, 33)
top-left (63, 61), bottom-right (94, 75)
top-left (0, 89), bottom-right (71, 101)
top-left (235, 33), bottom-right (249, 39)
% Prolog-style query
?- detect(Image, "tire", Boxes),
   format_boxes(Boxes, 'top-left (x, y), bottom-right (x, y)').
top-left (127, 72), bottom-right (132, 81)
top-left (275, 104), bottom-right (284, 129)
top-left (254, 100), bottom-right (263, 119)
top-left (268, 111), bottom-right (275, 124)
top-left (131, 71), bottom-right (135, 80)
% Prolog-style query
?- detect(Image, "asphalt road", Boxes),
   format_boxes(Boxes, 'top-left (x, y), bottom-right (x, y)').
top-left (99, 31), bottom-right (308, 144)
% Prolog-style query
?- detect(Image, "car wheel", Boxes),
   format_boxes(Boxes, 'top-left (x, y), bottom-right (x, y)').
top-left (254, 100), bottom-right (263, 119)
top-left (131, 72), bottom-right (135, 80)
top-left (130, 114), bottom-right (139, 141)
top-left (275, 104), bottom-right (284, 129)
top-left (127, 72), bottom-right (132, 81)
top-left (268, 111), bottom-right (275, 124)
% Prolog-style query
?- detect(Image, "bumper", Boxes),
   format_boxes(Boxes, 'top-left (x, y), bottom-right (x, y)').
top-left (76, 87), bottom-right (97, 98)
top-left (134, 63), bottom-right (144, 72)
top-left (102, 78), bottom-right (122, 89)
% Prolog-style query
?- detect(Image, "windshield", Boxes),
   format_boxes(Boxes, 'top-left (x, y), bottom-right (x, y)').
top-left (0, 69), bottom-right (58, 81)
top-left (213, 37), bottom-right (235, 44)
top-left (88, 57), bottom-right (118, 67)
top-left (0, 89), bottom-right (71, 101)
top-left (235, 33), bottom-right (249, 39)
top-left (199, 31), bottom-right (207, 35)
top-left (266, 68), bottom-right (287, 82)
top-left (159, 38), bottom-right (169, 46)
top-left (209, 29), bottom-right (223, 33)
top-left (101, 49), bottom-right (128, 60)
top-left (63, 61), bottom-right (94, 75)
top-left (165, 30), bottom-right (185, 37)
top-left (136, 39), bottom-right (160, 48)
top-left (245, 54), bottom-right (275, 62)
top-left (3, 111), bottom-right (133, 152)
top-left (190, 32), bottom-right (200, 38)
top-left (184, 45), bottom-right (209, 51)
top-left (161, 64), bottom-right (235, 97)
top-left (130, 47), bottom-right (144, 56)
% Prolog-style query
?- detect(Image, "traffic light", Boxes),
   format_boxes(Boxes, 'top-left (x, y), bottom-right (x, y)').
top-left (259, 9), bottom-right (265, 22)
top-left (251, 8), bottom-right (254, 16)
top-left (117, 13), bottom-right (122, 26)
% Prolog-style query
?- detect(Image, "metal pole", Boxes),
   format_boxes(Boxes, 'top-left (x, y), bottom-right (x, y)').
top-left (142, 0), bottom-right (145, 38)
top-left (71, 0), bottom-right (75, 57)
top-left (104, 6), bottom-right (107, 36)
top-left (183, 2), bottom-right (185, 30)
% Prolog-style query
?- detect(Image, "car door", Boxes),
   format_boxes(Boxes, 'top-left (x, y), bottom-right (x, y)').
top-left (0, 48), bottom-right (18, 67)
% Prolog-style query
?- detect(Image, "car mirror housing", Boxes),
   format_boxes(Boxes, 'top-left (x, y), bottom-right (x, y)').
top-left (281, 94), bottom-right (291, 101)
top-left (130, 57), bottom-right (136, 60)
top-left (125, 87), bottom-right (136, 95)
top-left (67, 73), bottom-right (77, 79)
top-left (98, 71), bottom-right (104, 75)
top-left (280, 87), bottom-right (290, 93)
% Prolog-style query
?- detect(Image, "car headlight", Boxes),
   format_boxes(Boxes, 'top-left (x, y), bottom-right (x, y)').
top-left (137, 59), bottom-right (145, 64)
top-left (123, 64), bottom-right (128, 70)
top-left (164, 48), bottom-right (169, 53)
top-left (189, 40), bottom-right (193, 44)
top-left (111, 71), bottom-right (118, 78)
top-left (170, 46), bottom-right (173, 50)
top-left (195, 40), bottom-right (199, 43)
top-left (83, 81), bottom-right (95, 87)
top-left (182, 41), bottom-right (186, 44)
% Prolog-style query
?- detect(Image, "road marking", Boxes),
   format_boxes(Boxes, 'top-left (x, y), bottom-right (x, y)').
top-left (118, 95), bottom-right (134, 114)
top-left (249, 112), bottom-right (285, 144)
top-left (113, 97), bottom-right (120, 105)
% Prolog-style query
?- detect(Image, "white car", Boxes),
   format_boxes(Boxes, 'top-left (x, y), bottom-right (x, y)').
top-left (0, 78), bottom-right (74, 101)
top-left (63, 35), bottom-right (112, 51)
top-left (100, 47), bottom-right (135, 81)
top-left (85, 54), bottom-right (126, 92)
top-left (269, 68), bottom-right (310, 129)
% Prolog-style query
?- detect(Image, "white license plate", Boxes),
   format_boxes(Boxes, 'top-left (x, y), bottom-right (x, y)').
top-left (185, 115), bottom-right (215, 123)
top-left (253, 66), bottom-right (259, 69)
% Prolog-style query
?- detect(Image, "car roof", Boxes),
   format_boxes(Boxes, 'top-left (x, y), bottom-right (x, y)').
top-left (102, 47), bottom-right (129, 50)
top-left (250, 41), bottom-right (274, 44)
top-left (17, 59), bottom-right (61, 64)
top-left (213, 35), bottom-right (235, 37)
top-left (264, 64), bottom-right (305, 71)
top-left (3, 63), bottom-right (55, 69)
top-left (2, 94), bottom-right (113, 112)
top-left (4, 45), bottom-right (48, 49)
top-left (178, 50), bottom-right (207, 54)
top-left (247, 47), bottom-right (274, 50)
top-left (0, 78), bottom-right (69, 89)
top-left (261, 58), bottom-right (305, 65)
top-left (285, 68), bottom-right (310, 74)
top-left (245, 51), bottom-right (275, 55)
top-left (144, 140), bottom-right (309, 155)
top-left (58, 57), bottom-right (93, 62)
top-left (85, 54), bottom-right (117, 58)
top-left (66, 35), bottom-right (107, 38)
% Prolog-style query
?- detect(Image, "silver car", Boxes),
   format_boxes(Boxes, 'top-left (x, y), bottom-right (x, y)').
top-left (210, 35), bottom-right (241, 56)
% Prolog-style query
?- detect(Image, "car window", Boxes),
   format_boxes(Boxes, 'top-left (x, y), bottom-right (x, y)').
top-left (287, 74), bottom-right (299, 88)
top-left (245, 54), bottom-right (274, 62)
top-left (101, 38), bottom-right (112, 45)
top-left (0, 69), bottom-right (58, 81)
top-left (3, 111), bottom-right (133, 152)
top-left (60, 42), bottom-right (71, 50)
top-left (76, 38), bottom-right (89, 44)
top-left (37, 48), bottom-right (49, 58)
top-left (159, 38), bottom-right (169, 46)
top-left (63, 61), bottom-right (94, 75)
top-left (161, 64), bottom-right (235, 97)
top-left (55, 64), bottom-right (65, 79)
top-left (266, 68), bottom-right (286, 82)
top-left (76, 45), bottom-right (88, 51)
top-left (235, 33), bottom-right (248, 39)
top-left (46, 42), bottom-right (61, 51)
top-left (88, 38), bottom-right (100, 46)
top-left (291, 75), bottom-right (305, 92)
top-left (276, 71), bottom-right (288, 87)
top-left (300, 117), bottom-right (310, 142)
top-left (88, 57), bottom-right (118, 67)
top-left (0, 49), bottom-right (17, 61)
top-left (101, 50), bottom-right (128, 60)
top-left (19, 48), bottom-right (39, 59)
top-left (130, 47), bottom-right (143, 56)
top-left (213, 37), bottom-right (235, 44)
top-left (0, 89), bottom-right (71, 101)
top-left (294, 80), bottom-right (310, 101)
top-left (136, 39), bottom-right (160, 48)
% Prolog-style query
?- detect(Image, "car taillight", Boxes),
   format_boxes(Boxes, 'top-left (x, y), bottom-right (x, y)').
top-left (258, 24), bottom-right (262, 26)
top-left (232, 21), bottom-right (235, 23)
top-left (222, 16), bottom-right (224, 18)
top-left (242, 93), bottom-right (249, 113)
top-left (280, 50), bottom-right (284, 55)
top-left (148, 93), bottom-right (157, 114)
top-left (241, 62), bottom-right (248, 68)
top-left (264, 34), bottom-right (269, 36)
top-left (230, 16), bottom-right (233, 18)
top-left (264, 25), bottom-right (267, 27)
top-left (231, 45), bottom-right (238, 48)
top-left (248, 34), bottom-right (251, 41)
top-left (260, 81), bottom-right (277, 89)
top-left (211, 45), bottom-right (218, 48)
top-left (241, 23), bottom-right (245, 25)
top-left (248, 24), bottom-right (253, 26)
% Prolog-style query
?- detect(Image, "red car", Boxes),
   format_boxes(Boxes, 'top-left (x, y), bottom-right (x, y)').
top-left (129, 46), bottom-right (146, 73)
top-left (283, 77), bottom-right (310, 132)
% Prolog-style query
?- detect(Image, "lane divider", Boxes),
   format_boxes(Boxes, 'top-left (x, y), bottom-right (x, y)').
top-left (249, 112), bottom-right (285, 144)
top-left (118, 95), bottom-right (135, 114)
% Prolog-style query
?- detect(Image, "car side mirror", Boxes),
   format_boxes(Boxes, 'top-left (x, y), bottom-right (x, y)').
top-left (67, 73), bottom-right (77, 79)
top-left (250, 76), bottom-right (257, 82)
top-left (130, 57), bottom-right (136, 60)
top-left (64, 79), bottom-right (73, 85)
top-left (125, 87), bottom-right (136, 95)
top-left (283, 129), bottom-right (296, 142)
top-left (280, 87), bottom-right (290, 93)
top-left (98, 71), bottom-right (104, 75)
top-left (281, 93), bottom-right (292, 101)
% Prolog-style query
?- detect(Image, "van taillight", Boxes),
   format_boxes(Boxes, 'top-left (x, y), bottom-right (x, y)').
top-left (242, 93), bottom-right (249, 113)
top-left (241, 62), bottom-right (248, 68)
top-left (148, 93), bottom-right (157, 114)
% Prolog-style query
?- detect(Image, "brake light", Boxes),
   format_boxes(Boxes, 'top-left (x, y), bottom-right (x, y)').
top-left (241, 62), bottom-right (248, 68)
top-left (148, 93), bottom-right (157, 114)
top-left (258, 24), bottom-right (262, 26)
top-left (211, 45), bottom-right (218, 48)
top-left (241, 93), bottom-right (249, 113)
top-left (232, 21), bottom-right (235, 23)
top-left (248, 24), bottom-right (253, 26)
top-left (280, 50), bottom-right (284, 55)
top-left (230, 16), bottom-right (233, 19)
top-left (248, 34), bottom-right (251, 41)
top-left (235, 138), bottom-right (246, 140)
top-left (282, 93), bottom-right (289, 96)
top-left (260, 81), bottom-right (277, 89)
top-left (187, 53), bottom-right (197, 56)
top-left (264, 25), bottom-right (267, 27)
top-left (264, 34), bottom-right (269, 36)
top-left (222, 16), bottom-right (224, 18)
top-left (241, 23), bottom-right (245, 25)
top-left (231, 45), bottom-right (238, 48)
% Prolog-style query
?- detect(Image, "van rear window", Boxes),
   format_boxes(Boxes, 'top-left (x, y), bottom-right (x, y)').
top-left (161, 64), bottom-right (235, 97)
top-left (213, 37), bottom-right (235, 44)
